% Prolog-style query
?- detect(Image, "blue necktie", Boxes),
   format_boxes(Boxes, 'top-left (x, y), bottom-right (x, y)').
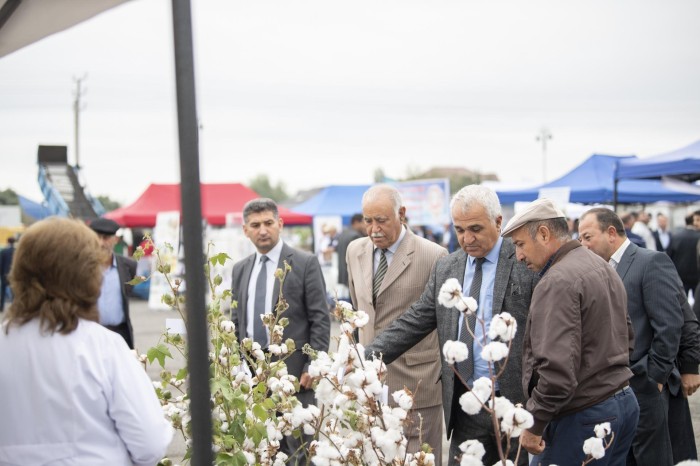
top-left (253, 255), bottom-right (269, 346)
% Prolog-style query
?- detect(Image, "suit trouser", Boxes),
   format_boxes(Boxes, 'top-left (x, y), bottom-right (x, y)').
top-left (668, 390), bottom-right (697, 463)
top-left (627, 374), bottom-right (673, 466)
top-left (404, 404), bottom-right (443, 466)
top-left (0, 278), bottom-right (9, 310)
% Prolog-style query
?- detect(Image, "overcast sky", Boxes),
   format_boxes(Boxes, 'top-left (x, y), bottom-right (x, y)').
top-left (1, 0), bottom-right (699, 205)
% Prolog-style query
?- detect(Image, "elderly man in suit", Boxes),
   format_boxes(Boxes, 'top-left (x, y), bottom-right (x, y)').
top-left (89, 218), bottom-right (137, 349)
top-left (364, 185), bottom-right (538, 466)
top-left (347, 185), bottom-right (447, 462)
top-left (578, 207), bottom-right (690, 466)
top-left (230, 198), bottom-right (330, 464)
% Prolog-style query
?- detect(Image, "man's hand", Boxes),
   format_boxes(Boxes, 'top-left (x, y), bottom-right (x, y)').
top-left (300, 372), bottom-right (313, 390)
top-left (520, 429), bottom-right (545, 455)
top-left (681, 373), bottom-right (700, 397)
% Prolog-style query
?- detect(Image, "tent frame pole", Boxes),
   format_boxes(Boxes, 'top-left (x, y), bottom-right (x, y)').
top-left (171, 1), bottom-right (213, 464)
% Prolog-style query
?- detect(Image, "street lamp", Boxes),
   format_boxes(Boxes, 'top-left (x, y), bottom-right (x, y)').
top-left (536, 127), bottom-right (553, 183)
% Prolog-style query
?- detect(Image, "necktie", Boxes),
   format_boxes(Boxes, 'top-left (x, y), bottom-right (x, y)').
top-left (373, 249), bottom-right (388, 303)
top-left (457, 257), bottom-right (484, 383)
top-left (254, 255), bottom-right (269, 346)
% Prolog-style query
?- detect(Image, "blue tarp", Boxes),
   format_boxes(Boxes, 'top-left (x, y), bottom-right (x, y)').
top-left (496, 154), bottom-right (700, 205)
top-left (18, 195), bottom-right (52, 220)
top-left (615, 139), bottom-right (700, 183)
top-left (292, 184), bottom-right (371, 224)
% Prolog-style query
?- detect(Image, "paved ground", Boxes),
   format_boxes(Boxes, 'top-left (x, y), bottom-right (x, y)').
top-left (130, 298), bottom-right (700, 464)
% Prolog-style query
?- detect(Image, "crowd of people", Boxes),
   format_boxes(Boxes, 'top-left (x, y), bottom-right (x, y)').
top-left (1, 188), bottom-right (700, 465)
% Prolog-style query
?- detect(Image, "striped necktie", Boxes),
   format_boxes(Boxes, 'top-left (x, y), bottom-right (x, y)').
top-left (457, 257), bottom-right (484, 383)
top-left (372, 249), bottom-right (388, 303)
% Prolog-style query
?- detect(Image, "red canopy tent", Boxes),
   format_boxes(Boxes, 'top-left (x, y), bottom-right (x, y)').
top-left (105, 183), bottom-right (312, 227)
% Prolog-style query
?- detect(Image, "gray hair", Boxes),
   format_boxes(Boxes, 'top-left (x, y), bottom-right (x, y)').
top-left (526, 218), bottom-right (570, 241)
top-left (362, 184), bottom-right (402, 215)
top-left (242, 198), bottom-right (279, 223)
top-left (450, 185), bottom-right (501, 221)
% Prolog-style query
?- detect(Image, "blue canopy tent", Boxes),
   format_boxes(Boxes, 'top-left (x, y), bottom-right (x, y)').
top-left (615, 140), bottom-right (700, 183)
top-left (18, 195), bottom-right (52, 221)
top-left (496, 154), bottom-right (700, 205)
top-left (613, 140), bottom-right (700, 209)
top-left (292, 184), bottom-right (371, 224)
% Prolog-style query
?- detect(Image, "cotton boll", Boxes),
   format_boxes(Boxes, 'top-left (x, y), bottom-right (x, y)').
top-left (438, 278), bottom-right (463, 308)
top-left (443, 340), bottom-right (469, 365)
top-left (459, 391), bottom-right (484, 415)
top-left (459, 439), bottom-right (485, 459)
top-left (594, 422), bottom-right (611, 438)
top-left (583, 437), bottom-right (606, 459)
top-left (480, 342), bottom-right (509, 362)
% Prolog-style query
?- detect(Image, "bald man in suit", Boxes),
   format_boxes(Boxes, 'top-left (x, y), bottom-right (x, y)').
top-left (347, 184), bottom-right (447, 463)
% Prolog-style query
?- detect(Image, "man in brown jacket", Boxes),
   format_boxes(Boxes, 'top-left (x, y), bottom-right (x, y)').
top-left (347, 184), bottom-right (447, 462)
top-left (502, 198), bottom-right (639, 465)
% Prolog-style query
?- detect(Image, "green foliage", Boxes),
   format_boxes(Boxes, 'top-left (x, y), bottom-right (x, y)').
top-left (96, 195), bottom-right (121, 212)
top-left (0, 188), bottom-right (19, 205)
top-left (248, 174), bottom-right (289, 202)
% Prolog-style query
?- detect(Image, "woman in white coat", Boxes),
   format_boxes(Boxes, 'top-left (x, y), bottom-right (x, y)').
top-left (0, 217), bottom-right (172, 466)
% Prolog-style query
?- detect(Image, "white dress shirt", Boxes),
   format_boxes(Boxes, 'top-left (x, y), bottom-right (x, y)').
top-left (246, 240), bottom-right (284, 343)
top-left (0, 319), bottom-right (172, 465)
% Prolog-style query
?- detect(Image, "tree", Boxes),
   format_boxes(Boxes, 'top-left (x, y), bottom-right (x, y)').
top-left (248, 174), bottom-right (289, 202)
top-left (0, 188), bottom-right (19, 205)
top-left (96, 195), bottom-right (121, 212)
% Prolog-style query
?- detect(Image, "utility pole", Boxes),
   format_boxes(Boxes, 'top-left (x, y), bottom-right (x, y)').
top-left (536, 127), bottom-right (553, 183)
top-left (72, 75), bottom-right (87, 168)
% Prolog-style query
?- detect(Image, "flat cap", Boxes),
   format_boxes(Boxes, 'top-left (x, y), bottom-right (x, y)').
top-left (89, 218), bottom-right (121, 235)
top-left (501, 198), bottom-right (565, 237)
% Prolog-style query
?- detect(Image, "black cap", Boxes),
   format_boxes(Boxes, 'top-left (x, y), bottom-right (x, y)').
top-left (89, 218), bottom-right (121, 236)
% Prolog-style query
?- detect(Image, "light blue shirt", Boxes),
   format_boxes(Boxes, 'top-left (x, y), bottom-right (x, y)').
top-left (97, 256), bottom-right (125, 326)
top-left (459, 236), bottom-right (502, 389)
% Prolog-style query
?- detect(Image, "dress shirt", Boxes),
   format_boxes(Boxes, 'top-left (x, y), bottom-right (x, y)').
top-left (373, 225), bottom-right (407, 273)
top-left (0, 319), bottom-right (172, 465)
top-left (610, 238), bottom-right (631, 268)
top-left (246, 240), bottom-right (284, 343)
top-left (97, 255), bottom-right (125, 326)
top-left (657, 229), bottom-right (671, 250)
top-left (459, 236), bottom-right (502, 389)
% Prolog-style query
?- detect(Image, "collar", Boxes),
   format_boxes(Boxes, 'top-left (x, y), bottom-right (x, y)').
top-left (539, 239), bottom-right (581, 277)
top-left (257, 240), bottom-right (283, 265)
top-left (610, 238), bottom-right (631, 265)
top-left (375, 224), bottom-right (407, 255)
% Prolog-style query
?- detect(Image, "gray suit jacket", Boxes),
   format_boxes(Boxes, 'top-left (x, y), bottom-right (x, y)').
top-left (230, 242), bottom-right (331, 382)
top-left (617, 242), bottom-right (684, 389)
top-left (365, 238), bottom-right (538, 436)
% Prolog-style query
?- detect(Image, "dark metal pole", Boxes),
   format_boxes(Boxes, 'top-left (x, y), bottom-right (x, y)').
top-left (171, 1), bottom-right (213, 465)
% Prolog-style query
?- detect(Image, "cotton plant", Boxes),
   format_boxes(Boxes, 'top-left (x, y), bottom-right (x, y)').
top-left (135, 240), bottom-right (305, 465)
top-left (295, 299), bottom-right (436, 466)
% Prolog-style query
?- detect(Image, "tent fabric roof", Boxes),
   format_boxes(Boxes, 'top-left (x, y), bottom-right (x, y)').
top-left (292, 184), bottom-right (371, 223)
top-left (615, 139), bottom-right (700, 182)
top-left (104, 183), bottom-right (312, 227)
top-left (18, 195), bottom-right (51, 221)
top-left (496, 154), bottom-right (700, 205)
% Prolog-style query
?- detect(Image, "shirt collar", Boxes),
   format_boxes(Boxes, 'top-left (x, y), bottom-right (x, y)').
top-left (468, 236), bottom-right (502, 267)
top-left (610, 238), bottom-right (631, 265)
top-left (375, 224), bottom-right (407, 255)
top-left (257, 240), bottom-right (283, 265)
top-left (538, 239), bottom-right (581, 277)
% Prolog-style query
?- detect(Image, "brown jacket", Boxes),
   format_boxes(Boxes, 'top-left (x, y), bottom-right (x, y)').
top-left (522, 241), bottom-right (634, 435)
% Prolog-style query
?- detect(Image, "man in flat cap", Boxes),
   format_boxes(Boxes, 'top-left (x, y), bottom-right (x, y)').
top-left (90, 218), bottom-right (137, 348)
top-left (502, 198), bottom-right (639, 465)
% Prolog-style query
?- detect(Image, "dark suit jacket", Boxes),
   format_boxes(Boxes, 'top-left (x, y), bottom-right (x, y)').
top-left (336, 227), bottom-right (362, 287)
top-left (0, 245), bottom-right (14, 279)
top-left (365, 238), bottom-right (538, 437)
top-left (652, 229), bottom-right (671, 253)
top-left (616, 242), bottom-right (683, 389)
top-left (230, 243), bottom-right (330, 382)
top-left (115, 254), bottom-right (137, 349)
top-left (668, 228), bottom-right (700, 290)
